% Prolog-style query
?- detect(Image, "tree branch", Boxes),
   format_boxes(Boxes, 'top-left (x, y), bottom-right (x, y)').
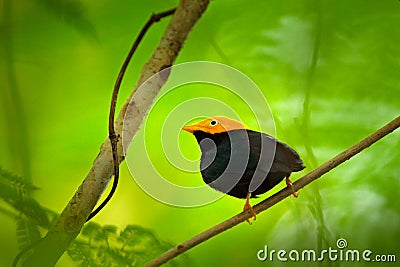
top-left (144, 115), bottom-right (400, 267)
top-left (23, 1), bottom-right (210, 266)
top-left (86, 7), bottom-right (176, 221)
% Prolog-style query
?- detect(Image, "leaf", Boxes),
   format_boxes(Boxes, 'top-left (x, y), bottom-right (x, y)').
top-left (15, 217), bottom-right (42, 249)
top-left (118, 225), bottom-right (159, 249)
top-left (0, 167), bottom-right (50, 227)
top-left (34, 0), bottom-right (97, 39)
top-left (69, 224), bottom-right (190, 266)
top-left (0, 167), bottom-right (37, 195)
top-left (81, 221), bottom-right (102, 238)
top-left (68, 241), bottom-right (96, 267)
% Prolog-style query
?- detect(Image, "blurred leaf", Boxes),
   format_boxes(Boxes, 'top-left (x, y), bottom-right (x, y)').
top-left (69, 223), bottom-right (191, 266)
top-left (68, 241), bottom-right (95, 266)
top-left (0, 167), bottom-right (50, 227)
top-left (81, 221), bottom-right (102, 239)
top-left (0, 167), bottom-right (37, 195)
top-left (34, 0), bottom-right (97, 39)
top-left (0, 0), bottom-right (399, 266)
top-left (15, 217), bottom-right (41, 250)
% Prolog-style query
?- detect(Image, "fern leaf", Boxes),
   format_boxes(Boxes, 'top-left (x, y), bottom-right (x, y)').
top-left (0, 166), bottom-right (37, 195)
top-left (0, 166), bottom-right (50, 227)
top-left (15, 217), bottom-right (41, 249)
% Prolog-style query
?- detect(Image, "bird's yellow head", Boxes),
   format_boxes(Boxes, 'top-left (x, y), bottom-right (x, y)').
top-left (182, 116), bottom-right (247, 134)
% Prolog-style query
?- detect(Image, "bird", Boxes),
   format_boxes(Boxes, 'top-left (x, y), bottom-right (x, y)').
top-left (182, 116), bottom-right (305, 224)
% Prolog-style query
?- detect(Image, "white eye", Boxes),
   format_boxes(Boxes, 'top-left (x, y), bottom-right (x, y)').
top-left (210, 120), bottom-right (218, 126)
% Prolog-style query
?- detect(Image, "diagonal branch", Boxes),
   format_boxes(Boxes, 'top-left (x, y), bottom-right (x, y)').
top-left (144, 115), bottom-right (400, 267)
top-left (23, 1), bottom-right (210, 266)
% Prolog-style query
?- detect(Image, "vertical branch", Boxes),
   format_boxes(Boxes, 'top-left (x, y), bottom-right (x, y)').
top-left (22, 1), bottom-right (210, 266)
top-left (86, 8), bottom-right (176, 222)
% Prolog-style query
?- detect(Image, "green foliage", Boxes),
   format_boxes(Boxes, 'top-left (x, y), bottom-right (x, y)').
top-left (1, 0), bottom-right (399, 266)
top-left (0, 167), bottom-right (188, 266)
top-left (34, 0), bottom-right (97, 38)
top-left (0, 167), bottom-right (50, 227)
top-left (16, 217), bottom-right (42, 250)
top-left (69, 223), bottom-right (189, 266)
top-left (0, 167), bottom-right (37, 195)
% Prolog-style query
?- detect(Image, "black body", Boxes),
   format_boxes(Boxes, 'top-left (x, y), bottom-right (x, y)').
top-left (193, 129), bottom-right (305, 199)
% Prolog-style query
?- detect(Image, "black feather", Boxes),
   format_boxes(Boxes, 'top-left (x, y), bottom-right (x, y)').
top-left (193, 129), bottom-right (305, 199)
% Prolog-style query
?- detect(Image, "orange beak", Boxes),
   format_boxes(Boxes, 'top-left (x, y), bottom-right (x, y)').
top-left (182, 125), bottom-right (199, 134)
top-left (182, 125), bottom-right (192, 133)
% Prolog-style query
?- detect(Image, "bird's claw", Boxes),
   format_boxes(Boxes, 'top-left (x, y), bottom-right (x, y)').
top-left (286, 177), bottom-right (299, 198)
top-left (244, 192), bottom-right (256, 224)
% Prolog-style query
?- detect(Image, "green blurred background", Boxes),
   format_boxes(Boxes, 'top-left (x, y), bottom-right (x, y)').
top-left (1, 0), bottom-right (399, 266)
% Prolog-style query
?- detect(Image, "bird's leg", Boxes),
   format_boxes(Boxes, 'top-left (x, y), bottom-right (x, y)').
top-left (285, 177), bottom-right (299, 198)
top-left (243, 192), bottom-right (256, 224)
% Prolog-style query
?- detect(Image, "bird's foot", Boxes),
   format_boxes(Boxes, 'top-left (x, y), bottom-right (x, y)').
top-left (243, 192), bottom-right (256, 224)
top-left (286, 177), bottom-right (299, 198)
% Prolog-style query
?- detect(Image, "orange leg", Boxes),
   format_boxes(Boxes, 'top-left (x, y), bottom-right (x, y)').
top-left (286, 177), bottom-right (299, 198)
top-left (243, 192), bottom-right (257, 224)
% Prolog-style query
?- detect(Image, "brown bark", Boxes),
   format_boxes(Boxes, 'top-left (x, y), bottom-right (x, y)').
top-left (23, 1), bottom-right (210, 266)
top-left (144, 116), bottom-right (400, 267)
